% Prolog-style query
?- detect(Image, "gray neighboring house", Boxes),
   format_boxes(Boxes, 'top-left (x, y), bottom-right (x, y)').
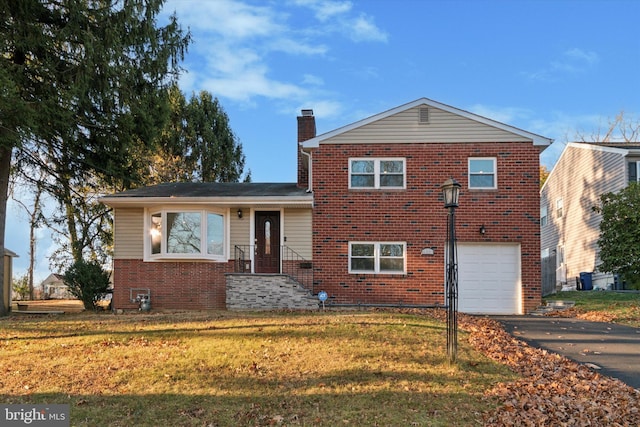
top-left (540, 142), bottom-right (640, 293)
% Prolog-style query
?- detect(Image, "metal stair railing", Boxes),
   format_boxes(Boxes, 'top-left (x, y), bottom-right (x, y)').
top-left (233, 245), bottom-right (314, 293)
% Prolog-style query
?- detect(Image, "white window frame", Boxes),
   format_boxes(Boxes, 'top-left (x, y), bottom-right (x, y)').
top-left (556, 198), bottom-right (563, 218)
top-left (144, 207), bottom-right (229, 261)
top-left (540, 205), bottom-right (548, 226)
top-left (468, 157), bottom-right (497, 189)
top-left (349, 158), bottom-right (406, 190)
top-left (348, 242), bottom-right (406, 274)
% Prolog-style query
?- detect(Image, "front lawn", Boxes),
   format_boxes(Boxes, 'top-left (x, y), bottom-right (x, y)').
top-left (0, 310), bottom-right (515, 426)
top-left (545, 290), bottom-right (640, 327)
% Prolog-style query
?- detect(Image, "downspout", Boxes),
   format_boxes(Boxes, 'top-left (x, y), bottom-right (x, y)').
top-left (301, 149), bottom-right (312, 193)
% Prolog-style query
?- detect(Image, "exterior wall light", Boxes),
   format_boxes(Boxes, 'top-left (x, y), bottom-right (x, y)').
top-left (237, 209), bottom-right (243, 219)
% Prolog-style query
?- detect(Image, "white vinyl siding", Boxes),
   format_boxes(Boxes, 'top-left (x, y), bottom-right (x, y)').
top-left (230, 211), bottom-right (250, 248)
top-left (322, 106), bottom-right (533, 145)
top-left (113, 208), bottom-right (144, 259)
top-left (540, 143), bottom-right (628, 280)
top-left (283, 208), bottom-right (313, 259)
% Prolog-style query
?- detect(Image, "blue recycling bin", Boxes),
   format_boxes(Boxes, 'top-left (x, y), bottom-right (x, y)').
top-left (579, 272), bottom-right (593, 291)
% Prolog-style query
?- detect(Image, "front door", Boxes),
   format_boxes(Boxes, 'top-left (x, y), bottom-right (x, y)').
top-left (255, 211), bottom-right (280, 273)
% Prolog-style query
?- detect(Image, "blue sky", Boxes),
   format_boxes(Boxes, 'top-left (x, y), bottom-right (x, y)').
top-left (7, 0), bottom-right (640, 281)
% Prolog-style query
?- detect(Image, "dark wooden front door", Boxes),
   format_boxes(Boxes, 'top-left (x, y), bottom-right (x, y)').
top-left (255, 211), bottom-right (280, 273)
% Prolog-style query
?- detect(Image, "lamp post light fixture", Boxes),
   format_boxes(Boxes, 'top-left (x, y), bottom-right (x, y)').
top-left (441, 178), bottom-right (461, 364)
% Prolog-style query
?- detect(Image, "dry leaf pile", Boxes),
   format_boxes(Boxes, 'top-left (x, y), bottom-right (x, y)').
top-left (460, 315), bottom-right (640, 426)
top-left (549, 308), bottom-right (617, 323)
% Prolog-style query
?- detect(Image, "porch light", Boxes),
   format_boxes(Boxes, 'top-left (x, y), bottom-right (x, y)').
top-left (237, 209), bottom-right (243, 219)
top-left (440, 178), bottom-right (461, 208)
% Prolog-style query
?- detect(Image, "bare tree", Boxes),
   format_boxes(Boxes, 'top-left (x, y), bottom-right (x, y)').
top-left (9, 169), bottom-right (46, 300)
top-left (576, 111), bottom-right (640, 143)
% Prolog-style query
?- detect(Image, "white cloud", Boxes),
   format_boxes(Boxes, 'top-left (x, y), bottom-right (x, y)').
top-left (564, 48), bottom-right (599, 65)
top-left (468, 104), bottom-right (533, 125)
top-left (162, 0), bottom-right (387, 107)
top-left (523, 47), bottom-right (599, 81)
top-left (302, 74), bottom-right (325, 86)
top-left (293, 0), bottom-right (353, 21)
top-left (350, 14), bottom-right (388, 42)
top-left (168, 0), bottom-right (284, 39)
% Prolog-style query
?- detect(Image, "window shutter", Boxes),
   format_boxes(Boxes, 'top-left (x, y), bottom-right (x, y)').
top-left (629, 162), bottom-right (638, 183)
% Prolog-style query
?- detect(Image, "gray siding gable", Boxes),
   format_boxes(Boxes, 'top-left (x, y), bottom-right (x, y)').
top-left (302, 98), bottom-right (552, 148)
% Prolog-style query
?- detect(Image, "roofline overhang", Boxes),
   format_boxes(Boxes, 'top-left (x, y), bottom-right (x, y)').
top-left (302, 97), bottom-right (553, 148)
top-left (100, 195), bottom-right (314, 208)
top-left (563, 142), bottom-right (640, 156)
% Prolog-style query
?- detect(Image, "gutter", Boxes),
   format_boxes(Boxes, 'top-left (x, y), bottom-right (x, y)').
top-left (301, 148), bottom-right (312, 193)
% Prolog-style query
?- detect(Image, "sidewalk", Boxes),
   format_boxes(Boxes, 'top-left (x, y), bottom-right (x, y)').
top-left (492, 316), bottom-right (640, 390)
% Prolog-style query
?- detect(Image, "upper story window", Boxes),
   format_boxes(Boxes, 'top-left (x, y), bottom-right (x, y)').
top-left (147, 209), bottom-right (226, 261)
top-left (540, 205), bottom-right (548, 226)
top-left (349, 242), bottom-right (406, 274)
top-left (556, 198), bottom-right (563, 218)
top-left (349, 158), bottom-right (405, 189)
top-left (468, 158), bottom-right (497, 189)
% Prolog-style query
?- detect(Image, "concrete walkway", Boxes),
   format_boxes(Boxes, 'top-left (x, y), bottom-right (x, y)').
top-left (493, 316), bottom-right (640, 390)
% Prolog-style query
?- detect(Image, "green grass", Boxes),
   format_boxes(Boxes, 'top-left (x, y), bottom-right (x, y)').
top-left (545, 291), bottom-right (640, 327)
top-left (0, 310), bottom-right (516, 426)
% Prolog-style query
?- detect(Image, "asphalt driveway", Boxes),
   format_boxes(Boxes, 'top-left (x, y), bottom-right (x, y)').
top-left (492, 316), bottom-right (640, 390)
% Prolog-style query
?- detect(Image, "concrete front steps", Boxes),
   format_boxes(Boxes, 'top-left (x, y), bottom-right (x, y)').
top-left (226, 273), bottom-right (319, 310)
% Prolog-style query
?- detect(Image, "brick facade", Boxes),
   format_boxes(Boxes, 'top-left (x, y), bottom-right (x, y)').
top-left (310, 142), bottom-right (542, 313)
top-left (112, 259), bottom-right (230, 310)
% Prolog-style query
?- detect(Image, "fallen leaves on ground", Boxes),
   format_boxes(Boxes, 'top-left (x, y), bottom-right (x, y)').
top-left (545, 307), bottom-right (616, 323)
top-left (401, 308), bottom-right (639, 424)
top-left (459, 314), bottom-right (640, 426)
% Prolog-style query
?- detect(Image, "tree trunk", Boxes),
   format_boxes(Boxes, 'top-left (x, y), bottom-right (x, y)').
top-left (28, 186), bottom-right (42, 300)
top-left (0, 144), bottom-right (12, 316)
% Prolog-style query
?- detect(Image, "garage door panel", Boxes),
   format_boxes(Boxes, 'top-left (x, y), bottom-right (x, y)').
top-left (455, 244), bottom-right (521, 315)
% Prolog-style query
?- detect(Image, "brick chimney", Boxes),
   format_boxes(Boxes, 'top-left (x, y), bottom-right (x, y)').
top-left (297, 109), bottom-right (316, 188)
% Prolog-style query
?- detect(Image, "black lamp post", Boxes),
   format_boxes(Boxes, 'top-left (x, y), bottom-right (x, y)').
top-left (441, 178), bottom-right (461, 364)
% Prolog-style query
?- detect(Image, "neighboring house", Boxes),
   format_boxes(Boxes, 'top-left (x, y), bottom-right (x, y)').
top-left (41, 273), bottom-right (74, 299)
top-left (540, 142), bottom-right (640, 293)
top-left (101, 98), bottom-right (551, 314)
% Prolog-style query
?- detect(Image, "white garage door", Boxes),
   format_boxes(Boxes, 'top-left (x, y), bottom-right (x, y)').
top-left (455, 243), bottom-right (521, 315)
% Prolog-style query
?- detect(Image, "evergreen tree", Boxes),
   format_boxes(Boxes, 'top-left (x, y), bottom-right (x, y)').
top-left (149, 86), bottom-right (248, 184)
top-left (0, 0), bottom-right (190, 315)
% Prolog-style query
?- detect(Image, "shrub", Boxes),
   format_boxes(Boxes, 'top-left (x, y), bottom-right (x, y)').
top-left (12, 274), bottom-right (30, 300)
top-left (63, 259), bottom-right (111, 310)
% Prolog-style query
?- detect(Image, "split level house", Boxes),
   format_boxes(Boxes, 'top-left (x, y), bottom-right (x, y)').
top-left (101, 98), bottom-right (552, 315)
top-left (540, 142), bottom-right (640, 293)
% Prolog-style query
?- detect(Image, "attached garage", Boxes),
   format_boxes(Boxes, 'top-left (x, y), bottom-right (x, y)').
top-left (456, 243), bottom-right (522, 315)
